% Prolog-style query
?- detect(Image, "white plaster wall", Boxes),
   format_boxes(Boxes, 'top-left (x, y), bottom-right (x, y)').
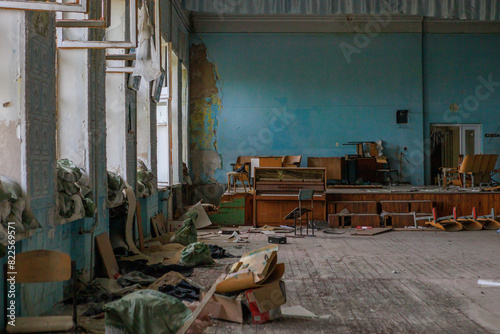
top-left (137, 78), bottom-right (151, 167)
top-left (105, 0), bottom-right (127, 176)
top-left (106, 72), bottom-right (126, 175)
top-left (0, 10), bottom-right (24, 182)
top-left (57, 48), bottom-right (88, 169)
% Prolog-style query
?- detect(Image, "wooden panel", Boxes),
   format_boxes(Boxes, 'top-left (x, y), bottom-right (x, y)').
top-left (255, 167), bottom-right (326, 183)
top-left (351, 214), bottom-right (380, 228)
top-left (356, 158), bottom-right (378, 183)
top-left (385, 213), bottom-right (416, 228)
top-left (308, 157), bottom-right (345, 180)
top-left (328, 214), bottom-right (341, 228)
top-left (245, 193), bottom-right (253, 225)
top-left (409, 201), bottom-right (433, 214)
top-left (381, 201), bottom-right (410, 213)
top-left (256, 200), bottom-right (326, 226)
top-left (259, 157), bottom-right (284, 167)
top-left (257, 183), bottom-right (325, 192)
top-left (328, 214), bottom-right (380, 228)
top-left (15, 250), bottom-right (72, 283)
top-left (335, 201), bottom-right (378, 214)
top-left (95, 233), bottom-right (120, 279)
top-left (327, 193), bottom-right (500, 219)
top-left (151, 213), bottom-right (168, 237)
top-left (327, 201), bottom-right (337, 215)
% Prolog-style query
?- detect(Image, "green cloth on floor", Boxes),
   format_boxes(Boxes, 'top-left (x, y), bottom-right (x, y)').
top-left (104, 289), bottom-right (192, 334)
top-left (170, 211), bottom-right (198, 246)
top-left (179, 242), bottom-right (214, 267)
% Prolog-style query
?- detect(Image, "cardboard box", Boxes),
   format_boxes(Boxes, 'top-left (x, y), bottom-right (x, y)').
top-left (202, 292), bottom-right (249, 324)
top-left (245, 280), bottom-right (286, 324)
top-left (268, 236), bottom-right (286, 244)
top-left (217, 245), bottom-right (284, 293)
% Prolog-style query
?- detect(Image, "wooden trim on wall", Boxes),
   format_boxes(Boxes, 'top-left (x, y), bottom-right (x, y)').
top-left (192, 14), bottom-right (500, 34)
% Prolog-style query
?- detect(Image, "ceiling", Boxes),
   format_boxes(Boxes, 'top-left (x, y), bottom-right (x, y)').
top-left (183, 0), bottom-right (500, 21)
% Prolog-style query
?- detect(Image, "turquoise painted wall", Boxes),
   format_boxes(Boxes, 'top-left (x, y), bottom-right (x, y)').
top-left (192, 33), bottom-right (425, 185)
top-left (0, 191), bottom-right (167, 328)
top-left (423, 34), bottom-right (500, 181)
top-left (190, 33), bottom-right (500, 185)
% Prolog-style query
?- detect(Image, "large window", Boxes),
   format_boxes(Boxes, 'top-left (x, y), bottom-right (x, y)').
top-left (157, 97), bottom-right (170, 185)
top-left (157, 42), bottom-right (185, 187)
top-left (182, 65), bottom-right (189, 167)
top-left (171, 51), bottom-right (180, 185)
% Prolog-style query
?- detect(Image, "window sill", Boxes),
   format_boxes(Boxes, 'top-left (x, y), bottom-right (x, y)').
top-left (157, 183), bottom-right (182, 191)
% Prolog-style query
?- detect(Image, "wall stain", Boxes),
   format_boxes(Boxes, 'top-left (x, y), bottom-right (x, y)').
top-left (189, 42), bottom-right (224, 184)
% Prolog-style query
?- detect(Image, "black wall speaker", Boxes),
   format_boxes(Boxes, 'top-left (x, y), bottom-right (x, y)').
top-left (397, 110), bottom-right (409, 124)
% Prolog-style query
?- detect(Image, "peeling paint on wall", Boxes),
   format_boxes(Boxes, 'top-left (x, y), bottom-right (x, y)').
top-left (189, 42), bottom-right (223, 184)
top-left (0, 121), bottom-right (22, 180)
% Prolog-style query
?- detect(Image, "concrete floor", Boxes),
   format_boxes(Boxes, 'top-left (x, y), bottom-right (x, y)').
top-left (195, 229), bottom-right (500, 334)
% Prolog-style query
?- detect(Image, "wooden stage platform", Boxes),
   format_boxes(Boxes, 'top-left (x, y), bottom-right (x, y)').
top-left (218, 186), bottom-right (500, 227)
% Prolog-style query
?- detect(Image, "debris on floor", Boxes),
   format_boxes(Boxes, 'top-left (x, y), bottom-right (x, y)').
top-left (323, 228), bottom-right (345, 234)
top-left (104, 290), bottom-right (193, 334)
top-left (281, 305), bottom-right (318, 319)
top-left (268, 235), bottom-right (287, 244)
top-left (179, 242), bottom-right (215, 267)
top-left (170, 211), bottom-right (198, 246)
top-left (159, 279), bottom-right (201, 302)
top-left (478, 279), bottom-right (500, 287)
top-left (352, 227), bottom-right (393, 236)
top-left (208, 244), bottom-right (236, 259)
top-left (148, 271), bottom-right (189, 290)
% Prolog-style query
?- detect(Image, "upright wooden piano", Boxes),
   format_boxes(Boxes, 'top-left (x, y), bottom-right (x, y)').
top-left (253, 167), bottom-right (327, 227)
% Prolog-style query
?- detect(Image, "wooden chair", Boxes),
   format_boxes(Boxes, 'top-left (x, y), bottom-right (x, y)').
top-left (231, 156), bottom-right (255, 184)
top-left (227, 164), bottom-right (252, 193)
top-left (283, 156), bottom-right (302, 167)
top-left (231, 156), bottom-right (254, 171)
top-left (4, 250), bottom-right (78, 333)
top-left (440, 154), bottom-right (464, 188)
top-left (284, 189), bottom-right (315, 237)
top-left (459, 154), bottom-right (499, 188)
top-left (478, 154), bottom-right (498, 186)
top-left (259, 156), bottom-right (284, 168)
top-left (376, 156), bottom-right (399, 185)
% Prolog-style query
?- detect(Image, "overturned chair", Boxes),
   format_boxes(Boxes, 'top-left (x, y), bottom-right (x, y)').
top-left (3, 250), bottom-right (78, 333)
top-left (442, 154), bottom-right (498, 188)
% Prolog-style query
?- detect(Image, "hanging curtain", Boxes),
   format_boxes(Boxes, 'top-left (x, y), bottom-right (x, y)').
top-left (183, 0), bottom-right (500, 21)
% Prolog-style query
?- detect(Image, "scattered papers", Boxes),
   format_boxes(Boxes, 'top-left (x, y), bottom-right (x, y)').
top-left (478, 279), bottom-right (500, 287)
top-left (281, 306), bottom-right (318, 318)
top-left (180, 201), bottom-right (212, 230)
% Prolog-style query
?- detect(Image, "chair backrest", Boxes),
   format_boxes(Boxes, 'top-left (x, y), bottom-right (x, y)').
top-left (485, 154), bottom-right (498, 172)
top-left (459, 155), bottom-right (474, 173)
top-left (236, 156), bottom-right (253, 165)
top-left (14, 250), bottom-right (72, 283)
top-left (376, 156), bottom-right (391, 169)
top-left (284, 155), bottom-right (302, 165)
top-left (259, 157), bottom-right (284, 167)
top-left (235, 163), bottom-right (250, 173)
top-left (299, 189), bottom-right (314, 201)
top-left (460, 154), bottom-right (499, 174)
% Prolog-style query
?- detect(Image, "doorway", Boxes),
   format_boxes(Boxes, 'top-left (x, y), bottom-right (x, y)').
top-left (430, 124), bottom-right (482, 183)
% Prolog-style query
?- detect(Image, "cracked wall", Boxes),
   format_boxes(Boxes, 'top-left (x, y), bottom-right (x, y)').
top-left (189, 42), bottom-right (224, 184)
